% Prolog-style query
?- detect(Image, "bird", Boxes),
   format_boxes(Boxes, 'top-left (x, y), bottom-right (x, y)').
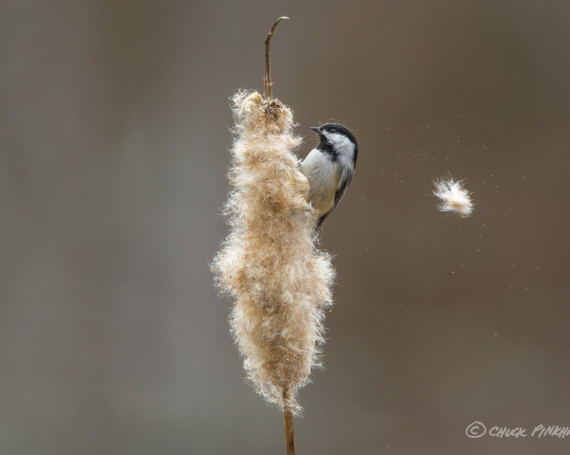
top-left (300, 123), bottom-right (358, 228)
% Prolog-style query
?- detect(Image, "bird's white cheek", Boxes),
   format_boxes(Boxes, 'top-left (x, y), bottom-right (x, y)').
top-left (322, 132), bottom-right (355, 160)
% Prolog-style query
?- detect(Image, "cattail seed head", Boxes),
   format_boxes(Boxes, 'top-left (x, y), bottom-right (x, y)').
top-left (212, 91), bottom-right (335, 414)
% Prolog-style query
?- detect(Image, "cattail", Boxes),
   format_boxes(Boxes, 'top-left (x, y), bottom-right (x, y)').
top-left (433, 177), bottom-right (474, 217)
top-left (212, 91), bottom-right (335, 415)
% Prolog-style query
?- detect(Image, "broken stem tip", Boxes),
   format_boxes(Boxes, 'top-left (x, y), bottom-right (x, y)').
top-left (264, 16), bottom-right (289, 99)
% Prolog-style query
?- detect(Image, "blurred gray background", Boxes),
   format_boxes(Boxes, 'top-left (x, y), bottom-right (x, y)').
top-left (1, 1), bottom-right (569, 454)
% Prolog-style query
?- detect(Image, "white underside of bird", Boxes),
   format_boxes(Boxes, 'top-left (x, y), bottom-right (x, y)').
top-left (301, 150), bottom-right (344, 218)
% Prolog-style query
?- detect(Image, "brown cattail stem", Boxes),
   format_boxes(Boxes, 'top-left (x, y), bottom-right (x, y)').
top-left (263, 16), bottom-right (289, 98)
top-left (283, 389), bottom-right (296, 455)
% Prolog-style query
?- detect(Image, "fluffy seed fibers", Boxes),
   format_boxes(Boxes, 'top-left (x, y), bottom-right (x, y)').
top-left (212, 91), bottom-right (335, 414)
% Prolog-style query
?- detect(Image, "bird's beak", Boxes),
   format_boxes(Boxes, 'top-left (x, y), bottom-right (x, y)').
top-left (310, 126), bottom-right (320, 133)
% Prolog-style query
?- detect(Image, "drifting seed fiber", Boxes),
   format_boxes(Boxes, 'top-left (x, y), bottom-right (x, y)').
top-left (433, 177), bottom-right (474, 217)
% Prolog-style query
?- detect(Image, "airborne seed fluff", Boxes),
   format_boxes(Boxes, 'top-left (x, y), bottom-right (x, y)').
top-left (433, 177), bottom-right (474, 217)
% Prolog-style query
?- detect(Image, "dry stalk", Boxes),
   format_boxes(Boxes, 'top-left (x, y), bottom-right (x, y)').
top-left (263, 16), bottom-right (289, 98)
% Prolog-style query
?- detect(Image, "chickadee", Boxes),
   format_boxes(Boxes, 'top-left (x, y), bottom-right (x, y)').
top-left (300, 123), bottom-right (358, 228)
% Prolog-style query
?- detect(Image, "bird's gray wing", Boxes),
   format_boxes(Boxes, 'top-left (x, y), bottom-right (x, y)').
top-left (316, 169), bottom-right (353, 228)
top-left (333, 169), bottom-right (353, 208)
